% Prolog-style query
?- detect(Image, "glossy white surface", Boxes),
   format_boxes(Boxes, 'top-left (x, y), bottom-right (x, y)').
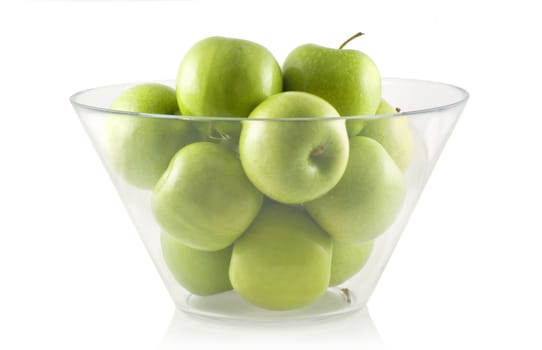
top-left (160, 308), bottom-right (382, 348)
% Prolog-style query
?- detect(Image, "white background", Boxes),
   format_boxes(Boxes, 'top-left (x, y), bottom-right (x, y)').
top-left (1, 1), bottom-right (541, 349)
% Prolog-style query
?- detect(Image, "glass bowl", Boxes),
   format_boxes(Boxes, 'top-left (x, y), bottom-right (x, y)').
top-left (70, 78), bottom-right (468, 321)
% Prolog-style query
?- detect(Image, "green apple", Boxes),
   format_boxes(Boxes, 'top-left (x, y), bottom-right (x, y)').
top-left (229, 203), bottom-right (332, 310)
top-left (330, 240), bottom-right (374, 286)
top-left (358, 99), bottom-right (414, 172)
top-left (152, 142), bottom-right (263, 251)
top-left (239, 91), bottom-right (349, 204)
top-left (177, 36), bottom-right (282, 140)
top-left (192, 119), bottom-right (241, 155)
top-left (105, 83), bottom-right (197, 189)
top-left (305, 136), bottom-right (405, 244)
top-left (283, 35), bottom-right (381, 136)
top-left (161, 232), bottom-right (233, 296)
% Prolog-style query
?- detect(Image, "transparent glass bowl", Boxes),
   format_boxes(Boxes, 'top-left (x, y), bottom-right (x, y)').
top-left (70, 78), bottom-right (468, 321)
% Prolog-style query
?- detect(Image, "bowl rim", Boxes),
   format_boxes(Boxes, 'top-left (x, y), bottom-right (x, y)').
top-left (69, 77), bottom-right (469, 122)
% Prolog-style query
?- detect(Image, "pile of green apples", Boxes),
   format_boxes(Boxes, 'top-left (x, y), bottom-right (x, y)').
top-left (105, 34), bottom-right (414, 311)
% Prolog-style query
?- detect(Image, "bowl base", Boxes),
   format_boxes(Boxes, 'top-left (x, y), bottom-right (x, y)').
top-left (176, 287), bottom-right (366, 322)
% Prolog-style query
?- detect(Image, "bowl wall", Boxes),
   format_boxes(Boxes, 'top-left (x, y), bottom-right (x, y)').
top-left (71, 78), bottom-right (468, 320)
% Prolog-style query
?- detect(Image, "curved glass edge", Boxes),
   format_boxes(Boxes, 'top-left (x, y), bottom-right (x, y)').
top-left (69, 77), bottom-right (469, 122)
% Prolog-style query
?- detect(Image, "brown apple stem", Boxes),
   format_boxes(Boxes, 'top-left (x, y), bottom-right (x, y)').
top-left (341, 288), bottom-right (352, 304)
top-left (395, 107), bottom-right (401, 113)
top-left (311, 145), bottom-right (326, 157)
top-left (339, 32), bottom-right (364, 49)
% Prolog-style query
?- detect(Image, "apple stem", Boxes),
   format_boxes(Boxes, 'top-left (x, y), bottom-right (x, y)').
top-left (395, 107), bottom-right (401, 113)
top-left (311, 145), bottom-right (326, 157)
top-left (339, 32), bottom-right (364, 49)
top-left (341, 288), bottom-right (352, 304)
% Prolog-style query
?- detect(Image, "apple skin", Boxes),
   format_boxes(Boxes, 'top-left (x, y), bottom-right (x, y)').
top-left (330, 240), bottom-right (374, 286)
top-left (192, 119), bottom-right (241, 155)
top-left (229, 203), bottom-right (332, 310)
top-left (239, 91), bottom-right (349, 204)
top-left (305, 136), bottom-right (406, 244)
top-left (283, 44), bottom-right (381, 136)
top-left (177, 36), bottom-right (282, 139)
top-left (160, 232), bottom-right (233, 296)
top-left (105, 83), bottom-right (197, 189)
top-left (358, 99), bottom-right (414, 172)
top-left (152, 142), bottom-right (263, 251)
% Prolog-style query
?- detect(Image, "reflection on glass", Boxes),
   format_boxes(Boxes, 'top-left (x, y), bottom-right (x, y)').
top-left (159, 307), bottom-right (383, 348)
